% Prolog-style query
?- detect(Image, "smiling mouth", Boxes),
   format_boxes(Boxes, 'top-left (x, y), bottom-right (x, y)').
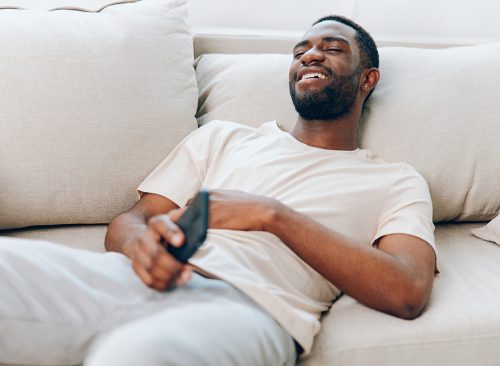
top-left (299, 72), bottom-right (328, 81)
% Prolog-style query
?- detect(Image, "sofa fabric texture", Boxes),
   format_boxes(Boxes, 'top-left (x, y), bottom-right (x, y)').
top-left (0, 0), bottom-right (198, 229)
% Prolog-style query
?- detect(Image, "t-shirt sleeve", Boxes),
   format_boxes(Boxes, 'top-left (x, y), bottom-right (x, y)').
top-left (137, 123), bottom-right (215, 207)
top-left (372, 164), bottom-right (437, 258)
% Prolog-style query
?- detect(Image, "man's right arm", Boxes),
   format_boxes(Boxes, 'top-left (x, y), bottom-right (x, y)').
top-left (105, 192), bottom-right (178, 253)
top-left (105, 193), bottom-right (192, 290)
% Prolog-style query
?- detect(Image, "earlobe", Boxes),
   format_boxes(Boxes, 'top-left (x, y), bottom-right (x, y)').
top-left (360, 68), bottom-right (380, 92)
top-left (365, 68), bottom-right (380, 90)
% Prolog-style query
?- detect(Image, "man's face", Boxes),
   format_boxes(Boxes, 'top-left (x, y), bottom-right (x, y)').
top-left (289, 21), bottom-right (362, 120)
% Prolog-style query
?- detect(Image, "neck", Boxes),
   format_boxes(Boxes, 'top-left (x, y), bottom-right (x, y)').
top-left (291, 110), bottom-right (359, 151)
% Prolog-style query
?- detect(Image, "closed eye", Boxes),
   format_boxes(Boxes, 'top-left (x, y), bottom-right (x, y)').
top-left (326, 48), bottom-right (342, 53)
top-left (293, 52), bottom-right (305, 59)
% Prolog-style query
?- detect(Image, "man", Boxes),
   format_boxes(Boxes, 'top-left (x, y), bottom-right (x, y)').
top-left (0, 15), bottom-right (436, 366)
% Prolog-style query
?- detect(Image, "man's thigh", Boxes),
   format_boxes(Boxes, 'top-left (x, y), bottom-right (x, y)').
top-left (85, 274), bottom-right (297, 366)
top-left (0, 238), bottom-right (296, 366)
top-left (0, 237), bottom-right (160, 365)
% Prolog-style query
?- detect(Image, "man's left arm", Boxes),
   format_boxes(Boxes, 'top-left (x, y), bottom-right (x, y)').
top-left (208, 190), bottom-right (436, 320)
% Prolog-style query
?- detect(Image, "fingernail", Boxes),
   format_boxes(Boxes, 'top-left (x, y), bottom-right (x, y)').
top-left (172, 233), bottom-right (182, 246)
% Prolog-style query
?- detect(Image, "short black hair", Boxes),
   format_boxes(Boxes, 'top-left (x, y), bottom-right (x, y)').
top-left (312, 15), bottom-right (379, 70)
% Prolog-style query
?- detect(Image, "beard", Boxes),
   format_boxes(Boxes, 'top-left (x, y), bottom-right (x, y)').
top-left (289, 67), bottom-right (361, 120)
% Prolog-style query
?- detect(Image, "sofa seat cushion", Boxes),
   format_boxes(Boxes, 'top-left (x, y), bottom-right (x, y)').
top-left (0, 225), bottom-right (107, 252)
top-left (300, 222), bottom-right (500, 366)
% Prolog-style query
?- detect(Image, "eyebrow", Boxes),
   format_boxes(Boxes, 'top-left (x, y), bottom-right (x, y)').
top-left (293, 36), bottom-right (350, 51)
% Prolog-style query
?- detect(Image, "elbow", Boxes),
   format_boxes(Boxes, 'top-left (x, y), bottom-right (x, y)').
top-left (392, 278), bottom-right (433, 320)
top-left (396, 302), bottom-right (424, 320)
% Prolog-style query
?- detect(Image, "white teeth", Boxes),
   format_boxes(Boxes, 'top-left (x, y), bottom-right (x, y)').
top-left (301, 72), bottom-right (327, 80)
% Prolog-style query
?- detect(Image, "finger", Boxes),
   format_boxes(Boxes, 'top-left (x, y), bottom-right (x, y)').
top-left (148, 215), bottom-right (185, 248)
top-left (154, 251), bottom-right (183, 273)
top-left (174, 266), bottom-right (193, 287)
top-left (207, 189), bottom-right (228, 202)
top-left (150, 259), bottom-right (177, 283)
top-left (132, 260), bottom-right (153, 287)
top-left (168, 207), bottom-right (186, 222)
top-left (151, 278), bottom-right (169, 291)
top-left (133, 244), bottom-right (154, 270)
top-left (150, 252), bottom-right (183, 286)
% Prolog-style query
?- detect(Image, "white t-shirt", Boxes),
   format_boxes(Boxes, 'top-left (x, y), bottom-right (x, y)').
top-left (138, 120), bottom-right (436, 354)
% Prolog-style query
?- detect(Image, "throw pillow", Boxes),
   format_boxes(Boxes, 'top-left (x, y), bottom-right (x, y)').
top-left (471, 215), bottom-right (500, 245)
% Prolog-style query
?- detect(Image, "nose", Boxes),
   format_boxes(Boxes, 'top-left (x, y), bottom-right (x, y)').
top-left (300, 47), bottom-right (325, 65)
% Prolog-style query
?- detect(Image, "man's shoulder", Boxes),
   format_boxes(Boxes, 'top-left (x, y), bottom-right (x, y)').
top-left (391, 162), bottom-right (427, 185)
top-left (358, 153), bottom-right (430, 194)
top-left (364, 153), bottom-right (426, 180)
top-left (382, 161), bottom-right (431, 199)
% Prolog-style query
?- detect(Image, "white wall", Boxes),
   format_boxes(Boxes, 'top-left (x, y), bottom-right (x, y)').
top-left (5, 0), bottom-right (499, 44)
top-left (188, 0), bottom-right (355, 33)
top-left (353, 0), bottom-right (500, 43)
top-left (189, 0), bottom-right (500, 44)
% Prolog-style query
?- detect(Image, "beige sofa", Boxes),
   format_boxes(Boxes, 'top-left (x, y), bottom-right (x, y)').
top-left (1, 0), bottom-right (500, 365)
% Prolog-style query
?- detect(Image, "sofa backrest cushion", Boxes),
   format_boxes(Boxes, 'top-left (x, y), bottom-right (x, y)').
top-left (195, 43), bottom-right (500, 223)
top-left (196, 54), bottom-right (297, 130)
top-left (0, 0), bottom-right (198, 229)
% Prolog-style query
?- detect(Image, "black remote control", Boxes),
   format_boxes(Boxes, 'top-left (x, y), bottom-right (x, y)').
top-left (167, 190), bottom-right (209, 263)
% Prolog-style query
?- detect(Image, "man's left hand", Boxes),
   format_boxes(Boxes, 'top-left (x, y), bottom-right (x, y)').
top-left (207, 189), bottom-right (281, 232)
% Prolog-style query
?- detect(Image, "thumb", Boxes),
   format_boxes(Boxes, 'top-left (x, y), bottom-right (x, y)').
top-left (174, 266), bottom-right (193, 287)
top-left (169, 207), bottom-right (187, 222)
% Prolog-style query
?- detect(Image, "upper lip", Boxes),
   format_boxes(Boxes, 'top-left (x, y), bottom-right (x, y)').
top-left (297, 67), bottom-right (330, 81)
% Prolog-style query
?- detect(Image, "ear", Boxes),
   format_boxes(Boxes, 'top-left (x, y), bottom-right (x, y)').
top-left (360, 68), bottom-right (380, 93)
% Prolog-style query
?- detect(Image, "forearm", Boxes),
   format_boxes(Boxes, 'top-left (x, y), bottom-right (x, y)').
top-left (265, 203), bottom-right (428, 319)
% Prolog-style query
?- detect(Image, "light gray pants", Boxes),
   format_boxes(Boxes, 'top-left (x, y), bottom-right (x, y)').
top-left (0, 238), bottom-right (296, 366)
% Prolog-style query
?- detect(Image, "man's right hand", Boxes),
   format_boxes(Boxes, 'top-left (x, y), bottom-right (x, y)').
top-left (122, 212), bottom-right (192, 290)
